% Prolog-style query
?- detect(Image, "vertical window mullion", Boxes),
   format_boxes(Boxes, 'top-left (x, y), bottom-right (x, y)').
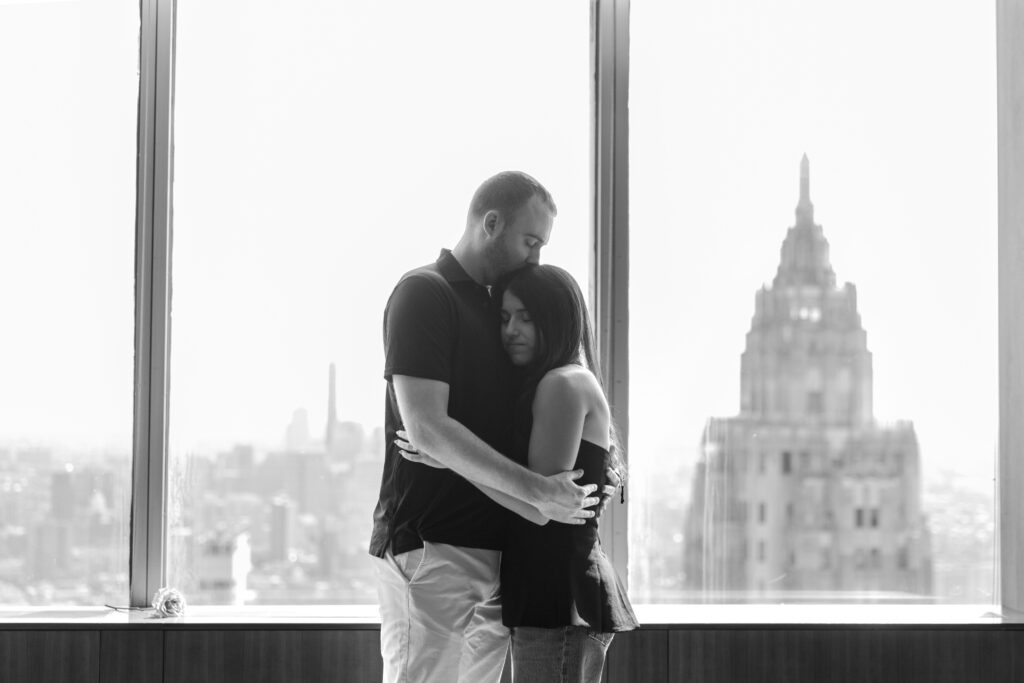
top-left (593, 0), bottom-right (630, 584)
top-left (997, 0), bottom-right (1024, 618)
top-left (130, 0), bottom-right (176, 608)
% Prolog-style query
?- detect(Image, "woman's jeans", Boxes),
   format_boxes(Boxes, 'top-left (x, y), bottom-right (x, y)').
top-left (511, 625), bottom-right (614, 683)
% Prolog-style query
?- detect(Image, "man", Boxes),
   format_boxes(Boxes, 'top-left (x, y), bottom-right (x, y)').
top-left (370, 171), bottom-right (600, 683)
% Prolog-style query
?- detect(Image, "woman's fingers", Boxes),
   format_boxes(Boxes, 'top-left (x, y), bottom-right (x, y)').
top-left (393, 438), bottom-right (418, 453)
top-left (394, 431), bottom-right (421, 453)
top-left (399, 448), bottom-right (448, 470)
top-left (605, 466), bottom-right (622, 487)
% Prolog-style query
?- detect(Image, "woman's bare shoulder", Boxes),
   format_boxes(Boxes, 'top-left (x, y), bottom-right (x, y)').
top-left (536, 365), bottom-right (606, 407)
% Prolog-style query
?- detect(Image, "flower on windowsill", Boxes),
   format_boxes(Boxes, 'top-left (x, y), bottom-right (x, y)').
top-left (151, 587), bottom-right (186, 618)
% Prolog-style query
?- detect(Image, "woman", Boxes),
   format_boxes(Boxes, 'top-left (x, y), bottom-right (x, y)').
top-left (400, 264), bottom-right (637, 681)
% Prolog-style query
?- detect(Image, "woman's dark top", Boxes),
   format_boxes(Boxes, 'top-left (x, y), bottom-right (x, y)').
top-left (501, 439), bottom-right (639, 633)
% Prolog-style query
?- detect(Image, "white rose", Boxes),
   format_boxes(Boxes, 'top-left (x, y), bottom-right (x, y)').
top-left (151, 587), bottom-right (186, 618)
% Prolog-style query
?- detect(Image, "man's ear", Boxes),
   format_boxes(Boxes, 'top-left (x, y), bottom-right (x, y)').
top-left (482, 209), bottom-right (505, 239)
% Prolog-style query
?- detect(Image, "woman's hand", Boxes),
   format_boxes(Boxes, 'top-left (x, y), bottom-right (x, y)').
top-left (394, 430), bottom-right (449, 469)
top-left (594, 465), bottom-right (622, 517)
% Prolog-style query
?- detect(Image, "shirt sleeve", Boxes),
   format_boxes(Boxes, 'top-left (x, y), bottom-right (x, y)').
top-left (383, 273), bottom-right (455, 384)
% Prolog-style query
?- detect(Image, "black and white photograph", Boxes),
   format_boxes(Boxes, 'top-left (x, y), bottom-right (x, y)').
top-left (1, 0), bottom-right (1023, 681)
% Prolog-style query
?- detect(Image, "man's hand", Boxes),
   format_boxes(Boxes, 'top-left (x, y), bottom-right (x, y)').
top-left (534, 470), bottom-right (600, 525)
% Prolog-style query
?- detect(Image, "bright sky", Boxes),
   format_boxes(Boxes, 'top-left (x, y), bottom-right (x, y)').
top-left (629, 0), bottom-right (998, 485)
top-left (0, 0), bottom-right (998, 489)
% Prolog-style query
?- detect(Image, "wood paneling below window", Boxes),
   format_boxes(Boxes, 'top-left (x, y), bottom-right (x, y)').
top-left (2, 625), bottom-right (1023, 683)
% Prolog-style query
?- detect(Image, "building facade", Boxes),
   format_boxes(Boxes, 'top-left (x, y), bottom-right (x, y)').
top-left (683, 157), bottom-right (933, 600)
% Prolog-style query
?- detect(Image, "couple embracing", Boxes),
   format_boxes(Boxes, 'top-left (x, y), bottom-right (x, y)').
top-left (370, 171), bottom-right (637, 683)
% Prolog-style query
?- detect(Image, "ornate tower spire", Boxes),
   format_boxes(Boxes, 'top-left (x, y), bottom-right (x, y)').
top-left (774, 154), bottom-right (835, 288)
top-left (796, 153), bottom-right (814, 225)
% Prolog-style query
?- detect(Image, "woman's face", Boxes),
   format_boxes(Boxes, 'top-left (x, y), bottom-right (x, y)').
top-left (501, 290), bottom-right (537, 366)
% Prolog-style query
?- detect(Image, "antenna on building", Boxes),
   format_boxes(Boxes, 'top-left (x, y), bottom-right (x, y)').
top-left (796, 153), bottom-right (814, 225)
top-left (326, 362), bottom-right (337, 449)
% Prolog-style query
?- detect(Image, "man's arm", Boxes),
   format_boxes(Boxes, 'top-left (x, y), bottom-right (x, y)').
top-left (393, 374), bottom-right (599, 523)
top-left (475, 483), bottom-right (549, 526)
top-left (397, 428), bottom-right (619, 520)
top-left (392, 432), bottom-right (548, 525)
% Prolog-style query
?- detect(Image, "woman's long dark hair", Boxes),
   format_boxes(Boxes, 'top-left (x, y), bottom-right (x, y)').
top-left (495, 264), bottom-right (625, 474)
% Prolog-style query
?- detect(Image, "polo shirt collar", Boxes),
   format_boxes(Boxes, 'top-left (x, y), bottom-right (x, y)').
top-left (437, 249), bottom-right (481, 285)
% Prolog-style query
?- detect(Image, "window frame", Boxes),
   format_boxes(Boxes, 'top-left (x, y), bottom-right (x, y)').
top-left (996, 0), bottom-right (1024, 617)
top-left (130, 0), bottom-right (175, 608)
top-left (592, 0), bottom-right (631, 583)
top-left (127, 0), bottom-right (1024, 618)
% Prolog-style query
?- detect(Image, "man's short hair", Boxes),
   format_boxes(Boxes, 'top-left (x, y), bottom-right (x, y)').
top-left (468, 171), bottom-right (557, 222)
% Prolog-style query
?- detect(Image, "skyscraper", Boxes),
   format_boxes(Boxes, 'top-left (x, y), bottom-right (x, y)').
top-left (326, 363), bottom-right (338, 450)
top-left (683, 156), bottom-right (933, 599)
top-left (324, 362), bottom-right (364, 461)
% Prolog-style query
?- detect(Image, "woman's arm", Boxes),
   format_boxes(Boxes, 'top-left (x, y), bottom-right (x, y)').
top-left (528, 370), bottom-right (591, 476)
top-left (474, 370), bottom-right (593, 524)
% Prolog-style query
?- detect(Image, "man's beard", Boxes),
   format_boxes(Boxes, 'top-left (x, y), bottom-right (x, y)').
top-left (483, 235), bottom-right (519, 281)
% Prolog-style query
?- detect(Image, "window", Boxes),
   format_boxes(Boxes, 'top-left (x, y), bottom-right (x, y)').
top-left (5, 0), bottom-right (1021, 620)
top-left (629, 0), bottom-right (997, 604)
top-left (0, 0), bottom-right (139, 606)
top-left (164, 0), bottom-right (591, 605)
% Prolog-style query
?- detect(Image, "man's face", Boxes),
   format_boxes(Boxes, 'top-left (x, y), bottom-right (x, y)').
top-left (485, 194), bottom-right (554, 281)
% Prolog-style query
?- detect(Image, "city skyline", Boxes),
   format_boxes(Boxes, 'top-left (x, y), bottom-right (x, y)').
top-left (1, 160), bottom-right (995, 606)
top-left (0, 0), bottom-right (999, 608)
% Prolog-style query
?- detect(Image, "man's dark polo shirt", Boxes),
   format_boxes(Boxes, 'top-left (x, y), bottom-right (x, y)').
top-left (370, 249), bottom-right (519, 558)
